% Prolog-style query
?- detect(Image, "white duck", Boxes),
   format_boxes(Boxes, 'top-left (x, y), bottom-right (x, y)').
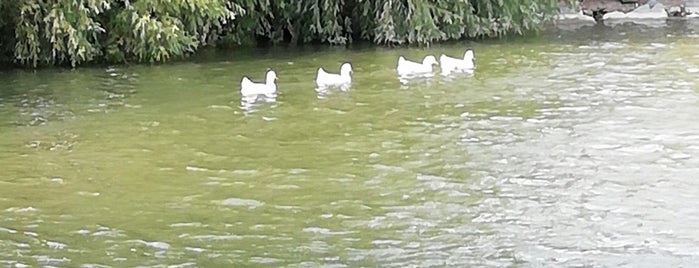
top-left (240, 70), bottom-right (277, 96)
top-left (396, 55), bottom-right (438, 76)
top-left (439, 49), bottom-right (475, 72)
top-left (316, 63), bottom-right (352, 87)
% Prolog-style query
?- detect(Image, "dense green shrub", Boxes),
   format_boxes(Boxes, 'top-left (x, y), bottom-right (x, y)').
top-left (0, 0), bottom-right (561, 67)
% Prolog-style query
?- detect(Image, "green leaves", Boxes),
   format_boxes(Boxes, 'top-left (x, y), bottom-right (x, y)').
top-left (4, 0), bottom-right (239, 67)
top-left (14, 0), bottom-right (110, 67)
top-left (0, 0), bottom-right (560, 67)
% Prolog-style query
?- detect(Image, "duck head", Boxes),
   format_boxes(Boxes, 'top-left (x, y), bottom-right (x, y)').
top-left (265, 70), bottom-right (278, 84)
top-left (423, 55), bottom-right (438, 66)
top-left (464, 49), bottom-right (474, 60)
top-left (648, 0), bottom-right (658, 9)
top-left (340, 62), bottom-right (353, 76)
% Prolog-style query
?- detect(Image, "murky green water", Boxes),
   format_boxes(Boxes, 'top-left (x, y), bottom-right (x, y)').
top-left (1, 20), bottom-right (699, 267)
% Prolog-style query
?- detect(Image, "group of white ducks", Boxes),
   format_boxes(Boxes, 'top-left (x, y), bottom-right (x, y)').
top-left (240, 49), bottom-right (475, 97)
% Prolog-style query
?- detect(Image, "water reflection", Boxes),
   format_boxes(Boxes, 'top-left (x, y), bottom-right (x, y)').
top-left (314, 84), bottom-right (351, 99)
top-left (239, 93), bottom-right (277, 114)
top-left (90, 67), bottom-right (139, 113)
top-left (398, 73), bottom-right (436, 86)
top-left (16, 94), bottom-right (66, 126)
top-left (440, 69), bottom-right (475, 81)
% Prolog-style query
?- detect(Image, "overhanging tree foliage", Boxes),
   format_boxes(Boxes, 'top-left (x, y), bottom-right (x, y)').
top-left (0, 0), bottom-right (561, 67)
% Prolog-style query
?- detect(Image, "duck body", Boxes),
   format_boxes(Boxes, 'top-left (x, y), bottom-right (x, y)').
top-left (439, 49), bottom-right (475, 73)
top-left (316, 63), bottom-right (352, 87)
top-left (240, 70), bottom-right (277, 96)
top-left (396, 55), bottom-right (438, 76)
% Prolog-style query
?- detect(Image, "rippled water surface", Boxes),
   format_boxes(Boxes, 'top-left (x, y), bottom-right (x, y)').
top-left (1, 20), bottom-right (699, 267)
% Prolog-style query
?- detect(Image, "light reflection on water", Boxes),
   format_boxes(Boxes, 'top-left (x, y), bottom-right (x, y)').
top-left (1, 21), bottom-right (699, 266)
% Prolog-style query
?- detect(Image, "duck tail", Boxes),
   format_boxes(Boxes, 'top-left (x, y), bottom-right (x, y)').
top-left (241, 77), bottom-right (252, 87)
top-left (317, 67), bottom-right (328, 79)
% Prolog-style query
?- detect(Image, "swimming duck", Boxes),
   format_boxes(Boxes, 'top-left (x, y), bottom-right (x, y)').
top-left (396, 55), bottom-right (438, 76)
top-left (439, 49), bottom-right (475, 73)
top-left (240, 70), bottom-right (277, 96)
top-left (316, 63), bottom-right (353, 87)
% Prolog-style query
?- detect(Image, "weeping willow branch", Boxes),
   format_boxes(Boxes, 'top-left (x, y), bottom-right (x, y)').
top-left (0, 0), bottom-right (561, 67)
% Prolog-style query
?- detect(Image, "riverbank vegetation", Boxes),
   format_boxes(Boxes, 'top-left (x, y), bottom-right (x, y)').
top-left (0, 0), bottom-right (562, 67)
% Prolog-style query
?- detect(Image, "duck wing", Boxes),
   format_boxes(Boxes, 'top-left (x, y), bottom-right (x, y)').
top-left (397, 57), bottom-right (429, 75)
top-left (241, 77), bottom-right (263, 96)
top-left (316, 67), bottom-right (343, 86)
top-left (440, 54), bottom-right (473, 70)
top-left (439, 54), bottom-right (455, 71)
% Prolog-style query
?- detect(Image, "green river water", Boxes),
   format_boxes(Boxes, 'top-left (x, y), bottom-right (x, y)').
top-left (1, 20), bottom-right (699, 267)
